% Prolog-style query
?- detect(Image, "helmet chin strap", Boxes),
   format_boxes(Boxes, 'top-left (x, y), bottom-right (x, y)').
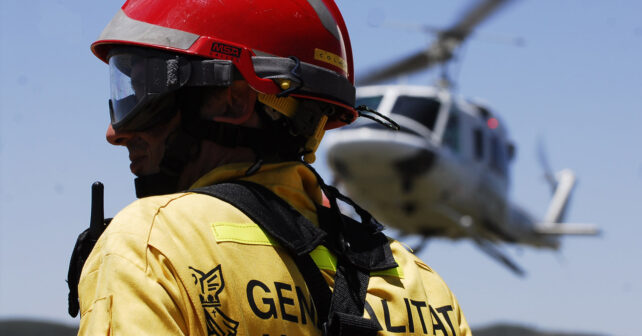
top-left (134, 173), bottom-right (178, 198)
top-left (133, 97), bottom-right (309, 198)
top-left (134, 126), bottom-right (201, 198)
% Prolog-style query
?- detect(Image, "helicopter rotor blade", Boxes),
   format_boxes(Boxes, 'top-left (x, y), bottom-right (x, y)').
top-left (445, 0), bottom-right (514, 40)
top-left (358, 50), bottom-right (441, 85)
top-left (357, 0), bottom-right (516, 85)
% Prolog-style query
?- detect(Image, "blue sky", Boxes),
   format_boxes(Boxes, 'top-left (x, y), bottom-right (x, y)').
top-left (1, 1), bottom-right (640, 335)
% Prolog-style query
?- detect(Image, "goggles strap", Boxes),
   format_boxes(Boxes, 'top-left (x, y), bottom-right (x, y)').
top-left (182, 112), bottom-right (305, 163)
top-left (185, 59), bottom-right (239, 87)
top-left (252, 56), bottom-right (355, 107)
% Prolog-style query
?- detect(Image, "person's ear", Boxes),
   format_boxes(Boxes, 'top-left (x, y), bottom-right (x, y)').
top-left (225, 81), bottom-right (258, 125)
top-left (199, 81), bottom-right (257, 125)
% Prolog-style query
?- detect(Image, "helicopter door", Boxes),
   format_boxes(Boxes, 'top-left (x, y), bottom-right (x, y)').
top-left (474, 128), bottom-right (484, 161)
top-left (475, 128), bottom-right (511, 238)
top-left (434, 103), bottom-right (479, 225)
top-left (442, 113), bottom-right (460, 154)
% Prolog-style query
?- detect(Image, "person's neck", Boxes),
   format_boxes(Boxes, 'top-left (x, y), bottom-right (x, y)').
top-left (177, 141), bottom-right (256, 190)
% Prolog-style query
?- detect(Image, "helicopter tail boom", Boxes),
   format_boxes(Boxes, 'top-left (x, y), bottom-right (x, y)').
top-left (543, 169), bottom-right (575, 224)
top-left (534, 223), bottom-right (600, 235)
top-left (535, 169), bottom-right (600, 236)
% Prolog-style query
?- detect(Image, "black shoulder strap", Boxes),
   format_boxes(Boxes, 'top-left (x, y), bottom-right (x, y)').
top-left (195, 181), bottom-right (332, 328)
top-left (193, 181), bottom-right (385, 335)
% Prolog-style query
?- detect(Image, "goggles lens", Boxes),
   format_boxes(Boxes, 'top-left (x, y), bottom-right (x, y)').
top-left (109, 54), bottom-right (142, 125)
top-left (107, 48), bottom-right (182, 131)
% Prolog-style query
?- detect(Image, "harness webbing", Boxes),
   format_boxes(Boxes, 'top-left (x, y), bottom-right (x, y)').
top-left (194, 181), bottom-right (392, 335)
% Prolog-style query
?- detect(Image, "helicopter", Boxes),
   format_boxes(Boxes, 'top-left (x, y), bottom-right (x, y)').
top-left (323, 0), bottom-right (599, 275)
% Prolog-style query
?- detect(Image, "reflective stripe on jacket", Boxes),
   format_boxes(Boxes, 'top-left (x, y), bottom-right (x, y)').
top-left (78, 161), bottom-right (471, 335)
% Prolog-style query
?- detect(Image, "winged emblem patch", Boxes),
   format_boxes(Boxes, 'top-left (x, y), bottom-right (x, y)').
top-left (190, 265), bottom-right (239, 336)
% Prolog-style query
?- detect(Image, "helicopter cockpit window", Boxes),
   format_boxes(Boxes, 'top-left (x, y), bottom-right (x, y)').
top-left (443, 114), bottom-right (459, 153)
top-left (490, 135), bottom-right (508, 176)
top-left (391, 96), bottom-right (441, 130)
top-left (348, 95), bottom-right (384, 128)
top-left (355, 95), bottom-right (383, 110)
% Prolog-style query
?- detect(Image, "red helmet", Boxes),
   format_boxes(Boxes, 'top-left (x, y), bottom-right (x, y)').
top-left (92, 0), bottom-right (356, 131)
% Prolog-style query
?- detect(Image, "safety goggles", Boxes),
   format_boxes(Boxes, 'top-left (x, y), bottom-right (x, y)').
top-left (107, 45), bottom-right (356, 132)
top-left (108, 46), bottom-right (239, 131)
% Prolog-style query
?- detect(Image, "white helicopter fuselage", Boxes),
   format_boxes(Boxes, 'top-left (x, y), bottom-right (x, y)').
top-left (325, 85), bottom-right (560, 249)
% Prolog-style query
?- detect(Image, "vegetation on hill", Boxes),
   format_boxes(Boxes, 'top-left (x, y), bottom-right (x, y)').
top-left (473, 323), bottom-right (606, 336)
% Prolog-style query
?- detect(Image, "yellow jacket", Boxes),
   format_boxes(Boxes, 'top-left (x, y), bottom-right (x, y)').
top-left (78, 162), bottom-right (471, 335)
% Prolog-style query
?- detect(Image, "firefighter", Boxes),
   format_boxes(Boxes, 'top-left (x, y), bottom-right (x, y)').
top-left (70, 0), bottom-right (472, 335)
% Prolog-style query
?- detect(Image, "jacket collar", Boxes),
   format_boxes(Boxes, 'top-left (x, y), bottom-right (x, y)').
top-left (189, 161), bottom-right (323, 225)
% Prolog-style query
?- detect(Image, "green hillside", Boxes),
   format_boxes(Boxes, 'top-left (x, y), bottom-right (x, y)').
top-left (473, 323), bottom-right (607, 336)
top-left (0, 319), bottom-right (77, 336)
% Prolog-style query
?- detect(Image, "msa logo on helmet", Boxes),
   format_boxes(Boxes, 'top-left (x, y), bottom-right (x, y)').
top-left (211, 42), bottom-right (242, 58)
